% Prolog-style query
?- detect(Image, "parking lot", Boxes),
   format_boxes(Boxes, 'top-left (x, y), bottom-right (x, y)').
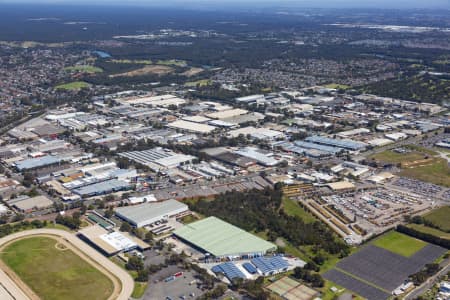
top-left (322, 186), bottom-right (433, 234)
top-left (143, 267), bottom-right (204, 300)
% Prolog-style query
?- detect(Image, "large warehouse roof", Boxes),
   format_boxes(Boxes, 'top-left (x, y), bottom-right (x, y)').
top-left (173, 216), bottom-right (276, 257)
top-left (115, 199), bottom-right (188, 227)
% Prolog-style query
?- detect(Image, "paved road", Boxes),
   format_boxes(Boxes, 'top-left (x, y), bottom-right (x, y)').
top-left (0, 229), bottom-right (134, 300)
top-left (405, 258), bottom-right (450, 300)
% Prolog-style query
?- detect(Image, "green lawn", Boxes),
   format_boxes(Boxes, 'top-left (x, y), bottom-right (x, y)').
top-left (423, 206), bottom-right (450, 231)
top-left (132, 282), bottom-right (148, 298)
top-left (282, 198), bottom-right (316, 223)
top-left (55, 81), bottom-right (90, 90)
top-left (64, 65), bottom-right (103, 73)
top-left (372, 231), bottom-right (427, 257)
top-left (408, 224), bottom-right (450, 239)
top-left (0, 236), bottom-right (114, 300)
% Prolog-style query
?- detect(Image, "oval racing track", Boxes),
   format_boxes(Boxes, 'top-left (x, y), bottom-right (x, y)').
top-left (0, 229), bottom-right (134, 300)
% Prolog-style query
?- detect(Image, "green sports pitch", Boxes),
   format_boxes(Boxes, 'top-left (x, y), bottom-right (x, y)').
top-left (372, 231), bottom-right (426, 257)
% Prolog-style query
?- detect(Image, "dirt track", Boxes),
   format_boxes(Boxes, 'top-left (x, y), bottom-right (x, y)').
top-left (0, 229), bottom-right (134, 300)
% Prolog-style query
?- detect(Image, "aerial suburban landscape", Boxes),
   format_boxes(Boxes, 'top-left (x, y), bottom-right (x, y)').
top-left (0, 0), bottom-right (449, 300)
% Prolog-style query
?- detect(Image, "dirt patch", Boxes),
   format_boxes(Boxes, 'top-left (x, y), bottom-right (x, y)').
top-left (181, 67), bottom-right (204, 77)
top-left (110, 65), bottom-right (174, 77)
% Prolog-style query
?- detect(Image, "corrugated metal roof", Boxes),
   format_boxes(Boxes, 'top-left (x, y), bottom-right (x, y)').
top-left (173, 216), bottom-right (276, 257)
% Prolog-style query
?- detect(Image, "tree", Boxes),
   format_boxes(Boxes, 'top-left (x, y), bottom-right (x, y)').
top-left (120, 222), bottom-right (132, 232)
top-left (126, 256), bottom-right (144, 271)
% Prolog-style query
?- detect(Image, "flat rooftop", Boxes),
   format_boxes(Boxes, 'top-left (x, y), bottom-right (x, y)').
top-left (173, 216), bottom-right (276, 257)
top-left (115, 199), bottom-right (188, 227)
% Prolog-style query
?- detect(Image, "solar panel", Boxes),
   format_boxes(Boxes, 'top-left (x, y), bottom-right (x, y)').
top-left (212, 262), bottom-right (245, 280)
top-left (251, 256), bottom-right (290, 274)
top-left (243, 262), bottom-right (257, 274)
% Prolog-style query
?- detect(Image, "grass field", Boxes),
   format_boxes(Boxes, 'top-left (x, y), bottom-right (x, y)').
top-left (370, 150), bottom-right (428, 164)
top-left (372, 231), bottom-right (426, 257)
top-left (323, 83), bottom-right (351, 90)
top-left (110, 59), bottom-right (153, 64)
top-left (132, 282), bottom-right (148, 298)
top-left (423, 206), bottom-right (450, 231)
top-left (156, 59), bottom-right (187, 67)
top-left (371, 147), bottom-right (450, 187)
top-left (282, 198), bottom-right (316, 223)
top-left (408, 224), bottom-right (450, 239)
top-left (55, 81), bottom-right (90, 90)
top-left (64, 65), bottom-right (103, 73)
top-left (0, 236), bottom-right (114, 300)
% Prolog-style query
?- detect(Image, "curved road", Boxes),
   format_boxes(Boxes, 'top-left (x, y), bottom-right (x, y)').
top-left (0, 229), bottom-right (134, 300)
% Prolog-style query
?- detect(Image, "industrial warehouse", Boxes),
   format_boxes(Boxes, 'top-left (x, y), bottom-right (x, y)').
top-left (114, 199), bottom-right (189, 228)
top-left (173, 216), bottom-right (277, 258)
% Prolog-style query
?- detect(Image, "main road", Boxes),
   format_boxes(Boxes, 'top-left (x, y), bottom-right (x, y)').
top-left (0, 228), bottom-right (134, 300)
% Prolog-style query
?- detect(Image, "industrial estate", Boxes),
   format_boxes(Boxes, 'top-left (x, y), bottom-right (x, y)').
top-left (0, 2), bottom-right (449, 300)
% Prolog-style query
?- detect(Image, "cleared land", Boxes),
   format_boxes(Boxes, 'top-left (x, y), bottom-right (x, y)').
top-left (181, 67), bottom-right (204, 77)
top-left (399, 158), bottom-right (450, 187)
top-left (371, 148), bottom-right (450, 187)
top-left (0, 236), bottom-right (114, 300)
top-left (110, 65), bottom-right (174, 77)
top-left (55, 81), bottom-right (90, 90)
top-left (423, 206), bottom-right (450, 231)
top-left (372, 231), bottom-right (426, 257)
top-left (64, 65), bottom-right (103, 73)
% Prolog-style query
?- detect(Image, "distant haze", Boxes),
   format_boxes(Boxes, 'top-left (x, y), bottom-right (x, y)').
top-left (0, 0), bottom-right (449, 9)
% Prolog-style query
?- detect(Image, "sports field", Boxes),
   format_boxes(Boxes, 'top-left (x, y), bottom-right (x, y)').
top-left (423, 206), bottom-right (450, 231)
top-left (55, 81), bottom-right (90, 90)
top-left (0, 236), bottom-right (114, 300)
top-left (372, 231), bottom-right (426, 257)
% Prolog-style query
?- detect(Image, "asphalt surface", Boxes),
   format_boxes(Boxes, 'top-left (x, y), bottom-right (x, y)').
top-left (405, 258), bottom-right (450, 300)
top-left (0, 229), bottom-right (134, 300)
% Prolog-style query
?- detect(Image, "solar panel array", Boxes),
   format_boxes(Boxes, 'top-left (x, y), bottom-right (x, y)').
top-left (251, 256), bottom-right (290, 274)
top-left (211, 262), bottom-right (245, 281)
top-left (242, 262), bottom-right (257, 274)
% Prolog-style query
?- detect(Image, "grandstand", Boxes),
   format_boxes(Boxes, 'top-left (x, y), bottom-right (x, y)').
top-left (173, 216), bottom-right (276, 258)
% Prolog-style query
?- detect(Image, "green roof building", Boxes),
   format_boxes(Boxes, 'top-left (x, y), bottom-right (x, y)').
top-left (173, 216), bottom-right (276, 258)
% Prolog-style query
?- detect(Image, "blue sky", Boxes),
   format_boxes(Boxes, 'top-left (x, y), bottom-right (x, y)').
top-left (0, 0), bottom-right (449, 9)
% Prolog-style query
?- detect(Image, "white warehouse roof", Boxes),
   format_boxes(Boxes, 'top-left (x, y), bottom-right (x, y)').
top-left (115, 199), bottom-right (189, 227)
